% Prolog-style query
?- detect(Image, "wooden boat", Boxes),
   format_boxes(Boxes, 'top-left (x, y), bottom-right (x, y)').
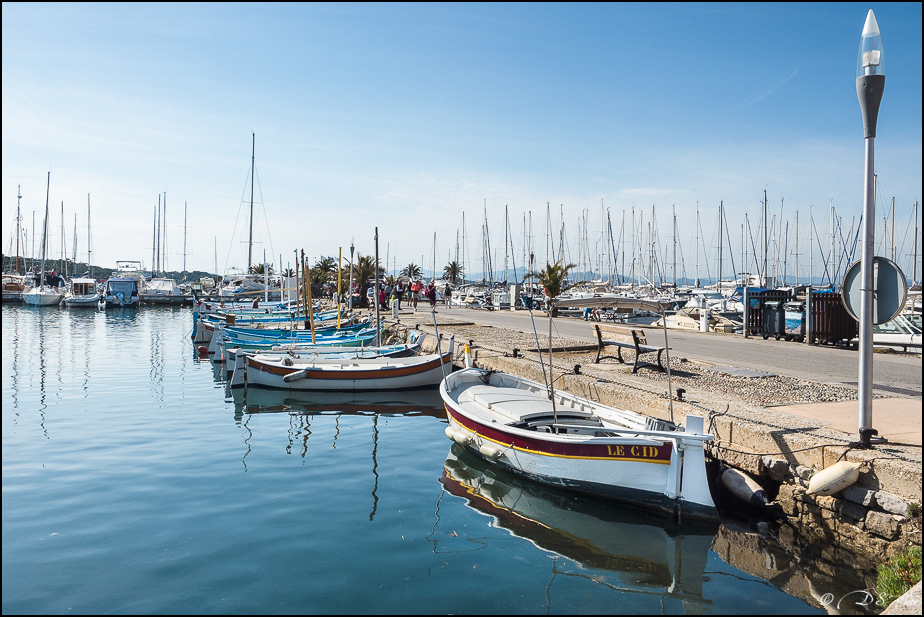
top-left (2, 273), bottom-right (28, 303)
top-left (440, 368), bottom-right (716, 520)
top-left (226, 332), bottom-right (427, 388)
top-left (244, 336), bottom-right (454, 391)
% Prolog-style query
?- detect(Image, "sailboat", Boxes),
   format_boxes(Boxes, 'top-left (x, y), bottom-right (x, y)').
top-left (217, 134), bottom-right (278, 301)
top-left (2, 185), bottom-right (28, 303)
top-left (22, 173), bottom-right (65, 307)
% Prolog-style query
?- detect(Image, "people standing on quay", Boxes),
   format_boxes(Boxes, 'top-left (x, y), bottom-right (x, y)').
top-left (394, 280), bottom-right (405, 310)
top-left (425, 279), bottom-right (437, 310)
top-left (443, 283), bottom-right (452, 309)
top-left (410, 278), bottom-right (423, 310)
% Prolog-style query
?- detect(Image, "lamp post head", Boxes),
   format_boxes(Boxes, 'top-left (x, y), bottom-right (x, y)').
top-left (857, 10), bottom-right (884, 78)
top-left (856, 9), bottom-right (885, 138)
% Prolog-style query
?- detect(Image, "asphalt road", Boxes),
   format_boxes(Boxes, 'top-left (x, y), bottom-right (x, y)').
top-left (436, 306), bottom-right (923, 396)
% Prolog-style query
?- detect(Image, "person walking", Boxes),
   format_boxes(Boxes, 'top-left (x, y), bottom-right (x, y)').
top-left (410, 278), bottom-right (422, 311)
top-left (424, 279), bottom-right (437, 310)
top-left (394, 280), bottom-right (405, 310)
top-left (443, 283), bottom-right (452, 309)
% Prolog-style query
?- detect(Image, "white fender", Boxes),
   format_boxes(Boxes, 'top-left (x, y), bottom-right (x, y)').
top-left (479, 443), bottom-right (504, 459)
top-left (807, 461), bottom-right (862, 496)
top-left (721, 468), bottom-right (770, 506)
top-left (282, 368), bottom-right (309, 383)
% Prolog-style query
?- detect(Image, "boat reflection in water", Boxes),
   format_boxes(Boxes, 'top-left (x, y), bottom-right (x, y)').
top-left (235, 387), bottom-right (447, 418)
top-left (440, 445), bottom-right (718, 613)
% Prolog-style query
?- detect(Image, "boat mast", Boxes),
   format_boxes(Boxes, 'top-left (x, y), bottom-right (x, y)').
top-left (248, 133), bottom-right (255, 272)
top-left (15, 185), bottom-right (22, 274)
top-left (183, 200), bottom-right (187, 278)
top-left (718, 201), bottom-right (723, 289)
top-left (88, 194), bottom-right (92, 280)
top-left (41, 173), bottom-right (50, 289)
top-left (374, 227), bottom-right (381, 347)
top-left (152, 202), bottom-right (157, 278)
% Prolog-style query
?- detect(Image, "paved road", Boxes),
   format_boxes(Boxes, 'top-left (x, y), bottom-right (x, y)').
top-left (435, 306), bottom-right (923, 396)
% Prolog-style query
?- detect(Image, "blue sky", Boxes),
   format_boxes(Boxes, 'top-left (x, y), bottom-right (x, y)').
top-left (2, 3), bottom-right (921, 283)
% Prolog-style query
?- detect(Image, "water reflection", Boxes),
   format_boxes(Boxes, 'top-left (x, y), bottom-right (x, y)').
top-left (232, 388), bottom-right (447, 520)
top-left (439, 445), bottom-right (718, 614)
top-left (234, 387), bottom-right (447, 418)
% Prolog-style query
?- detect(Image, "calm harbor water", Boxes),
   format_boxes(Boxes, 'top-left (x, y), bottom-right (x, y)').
top-left (3, 305), bottom-right (871, 614)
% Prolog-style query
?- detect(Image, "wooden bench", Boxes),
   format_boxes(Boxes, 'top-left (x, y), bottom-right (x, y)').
top-left (593, 324), bottom-right (665, 373)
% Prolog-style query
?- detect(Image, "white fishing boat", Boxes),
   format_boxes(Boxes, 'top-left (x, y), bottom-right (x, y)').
top-left (244, 336), bottom-right (454, 391)
top-left (63, 277), bottom-right (102, 307)
top-left (226, 331), bottom-right (427, 389)
top-left (439, 295), bottom-right (717, 520)
top-left (440, 368), bottom-right (716, 520)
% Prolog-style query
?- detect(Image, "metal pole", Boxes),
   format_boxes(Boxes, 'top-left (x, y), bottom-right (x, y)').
top-left (855, 9), bottom-right (885, 446)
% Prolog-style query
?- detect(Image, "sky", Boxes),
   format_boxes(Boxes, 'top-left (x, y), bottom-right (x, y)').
top-left (2, 2), bottom-right (922, 284)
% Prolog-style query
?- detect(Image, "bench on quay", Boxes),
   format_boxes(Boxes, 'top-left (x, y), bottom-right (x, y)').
top-left (593, 324), bottom-right (665, 373)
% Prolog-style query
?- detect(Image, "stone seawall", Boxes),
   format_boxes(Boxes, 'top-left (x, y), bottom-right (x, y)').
top-left (396, 313), bottom-right (921, 571)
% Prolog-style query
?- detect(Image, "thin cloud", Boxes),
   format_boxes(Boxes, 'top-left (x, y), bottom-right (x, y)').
top-left (739, 66), bottom-right (802, 108)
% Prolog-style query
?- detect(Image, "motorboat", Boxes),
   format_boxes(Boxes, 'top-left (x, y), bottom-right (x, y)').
top-left (140, 277), bottom-right (190, 305)
top-left (63, 277), bottom-right (102, 308)
top-left (103, 276), bottom-right (141, 307)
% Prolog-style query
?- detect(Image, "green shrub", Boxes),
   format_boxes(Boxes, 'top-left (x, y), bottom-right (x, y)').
top-left (877, 546), bottom-right (922, 608)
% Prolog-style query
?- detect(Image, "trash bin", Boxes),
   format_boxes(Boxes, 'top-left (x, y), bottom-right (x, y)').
top-left (783, 301), bottom-right (805, 341)
top-left (762, 301), bottom-right (784, 340)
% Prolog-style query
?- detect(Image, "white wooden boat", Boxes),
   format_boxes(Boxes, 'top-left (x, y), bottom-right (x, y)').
top-left (226, 332), bottom-right (427, 388)
top-left (440, 368), bottom-right (717, 520)
top-left (245, 336), bottom-right (454, 391)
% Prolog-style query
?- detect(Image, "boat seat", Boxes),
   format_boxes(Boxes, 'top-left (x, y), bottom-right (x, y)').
top-left (459, 385), bottom-right (594, 424)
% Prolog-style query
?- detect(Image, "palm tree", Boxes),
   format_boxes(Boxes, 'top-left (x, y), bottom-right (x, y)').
top-left (443, 260), bottom-right (464, 284)
top-left (526, 260), bottom-right (576, 317)
top-left (281, 268), bottom-right (295, 278)
top-left (351, 253), bottom-right (382, 307)
top-left (402, 262), bottom-right (421, 279)
top-left (249, 263), bottom-right (272, 275)
top-left (314, 257), bottom-right (337, 280)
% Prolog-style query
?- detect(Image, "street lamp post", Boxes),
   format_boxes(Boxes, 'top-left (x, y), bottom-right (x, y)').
top-left (856, 9), bottom-right (885, 447)
top-left (348, 239), bottom-right (354, 310)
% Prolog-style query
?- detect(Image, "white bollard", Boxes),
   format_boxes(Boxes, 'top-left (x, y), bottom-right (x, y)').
top-left (700, 308), bottom-right (711, 332)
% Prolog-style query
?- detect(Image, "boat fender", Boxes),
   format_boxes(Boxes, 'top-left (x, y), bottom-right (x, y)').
top-left (444, 426), bottom-right (457, 442)
top-left (721, 468), bottom-right (770, 507)
top-left (451, 429), bottom-right (472, 446)
top-left (807, 461), bottom-right (862, 496)
top-left (478, 444), bottom-right (504, 459)
top-left (197, 345), bottom-right (209, 358)
top-left (282, 369), bottom-right (309, 383)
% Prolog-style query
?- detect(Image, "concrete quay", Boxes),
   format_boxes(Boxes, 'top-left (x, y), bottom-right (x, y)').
top-left (379, 304), bottom-right (922, 567)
